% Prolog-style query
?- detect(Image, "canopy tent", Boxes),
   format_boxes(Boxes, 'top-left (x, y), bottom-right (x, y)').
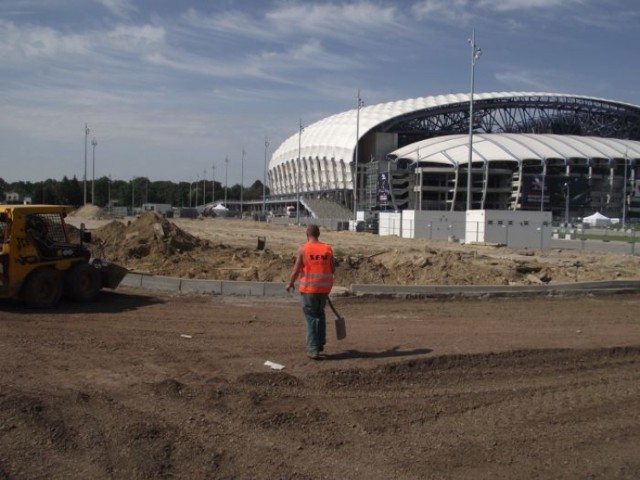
top-left (583, 212), bottom-right (611, 227)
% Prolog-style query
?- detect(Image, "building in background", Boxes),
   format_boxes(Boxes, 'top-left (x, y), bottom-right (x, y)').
top-left (269, 92), bottom-right (640, 223)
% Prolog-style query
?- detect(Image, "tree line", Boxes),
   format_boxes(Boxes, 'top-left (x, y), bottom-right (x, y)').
top-left (0, 176), bottom-right (268, 209)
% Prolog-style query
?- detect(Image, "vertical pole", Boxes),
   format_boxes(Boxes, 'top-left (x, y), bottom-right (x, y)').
top-left (297, 120), bottom-right (303, 225)
top-left (203, 169), bottom-right (206, 208)
top-left (263, 137), bottom-right (269, 216)
top-left (564, 182), bottom-right (570, 226)
top-left (224, 157), bottom-right (229, 206)
top-left (83, 123), bottom-right (90, 205)
top-left (91, 138), bottom-right (97, 204)
top-left (212, 163), bottom-right (215, 203)
top-left (622, 150), bottom-right (628, 230)
top-left (466, 31), bottom-right (481, 212)
top-left (353, 89), bottom-right (363, 222)
top-left (540, 160), bottom-right (546, 212)
top-left (131, 178), bottom-right (134, 213)
top-left (240, 147), bottom-right (245, 216)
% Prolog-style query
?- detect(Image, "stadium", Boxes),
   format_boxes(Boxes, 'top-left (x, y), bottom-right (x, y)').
top-left (268, 92), bottom-right (640, 224)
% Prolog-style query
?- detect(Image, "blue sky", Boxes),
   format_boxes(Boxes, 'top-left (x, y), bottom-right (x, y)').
top-left (1, 0), bottom-right (639, 185)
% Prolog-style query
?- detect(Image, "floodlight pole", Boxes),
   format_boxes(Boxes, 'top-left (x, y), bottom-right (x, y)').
top-left (564, 181), bottom-right (570, 226)
top-left (622, 149), bottom-right (628, 230)
top-left (195, 174), bottom-right (199, 208)
top-left (466, 30), bottom-right (482, 211)
top-left (263, 137), bottom-right (269, 216)
top-left (83, 123), bottom-right (90, 205)
top-left (240, 147), bottom-right (245, 216)
top-left (353, 89), bottom-right (364, 222)
top-left (203, 169), bottom-right (207, 208)
top-left (212, 163), bottom-right (216, 203)
top-left (224, 157), bottom-right (229, 206)
top-left (297, 120), bottom-right (303, 225)
top-left (91, 137), bottom-right (97, 204)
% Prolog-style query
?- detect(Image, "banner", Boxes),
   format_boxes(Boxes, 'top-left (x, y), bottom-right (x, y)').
top-left (377, 173), bottom-right (390, 204)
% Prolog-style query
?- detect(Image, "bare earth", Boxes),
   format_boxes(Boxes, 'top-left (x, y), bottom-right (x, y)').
top-left (1, 212), bottom-right (640, 479)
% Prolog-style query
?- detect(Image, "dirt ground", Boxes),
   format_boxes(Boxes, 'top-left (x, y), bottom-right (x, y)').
top-left (67, 208), bottom-right (640, 287)
top-left (1, 207), bottom-right (639, 478)
top-left (1, 291), bottom-right (640, 479)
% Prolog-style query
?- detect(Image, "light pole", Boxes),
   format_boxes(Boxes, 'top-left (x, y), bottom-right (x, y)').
top-left (353, 89), bottom-right (364, 222)
top-left (107, 174), bottom-right (111, 214)
top-left (466, 30), bottom-right (482, 211)
top-left (189, 178), bottom-right (193, 207)
top-left (263, 137), bottom-right (269, 216)
top-left (203, 169), bottom-right (207, 208)
top-left (91, 137), bottom-right (97, 204)
top-left (241, 147), bottom-right (245, 216)
top-left (622, 149), bottom-right (628, 230)
top-left (195, 174), bottom-right (199, 208)
top-left (131, 177), bottom-right (135, 213)
top-left (564, 181), bottom-right (570, 226)
top-left (212, 163), bottom-right (216, 203)
top-left (83, 123), bottom-right (90, 205)
top-left (224, 156), bottom-right (229, 206)
top-left (297, 120), bottom-right (304, 224)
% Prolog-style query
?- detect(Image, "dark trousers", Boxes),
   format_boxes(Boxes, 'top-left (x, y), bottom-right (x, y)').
top-left (300, 293), bottom-right (327, 354)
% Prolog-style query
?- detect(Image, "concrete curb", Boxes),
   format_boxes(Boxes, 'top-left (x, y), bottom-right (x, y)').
top-left (351, 280), bottom-right (640, 298)
top-left (118, 272), bottom-right (640, 298)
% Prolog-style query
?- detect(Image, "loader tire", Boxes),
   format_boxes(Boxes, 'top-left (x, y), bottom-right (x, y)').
top-left (23, 268), bottom-right (63, 308)
top-left (64, 262), bottom-right (101, 303)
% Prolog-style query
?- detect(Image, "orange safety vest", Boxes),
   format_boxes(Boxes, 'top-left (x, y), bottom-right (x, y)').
top-left (299, 242), bottom-right (334, 294)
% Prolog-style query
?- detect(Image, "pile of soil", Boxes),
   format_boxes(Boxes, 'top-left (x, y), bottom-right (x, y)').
top-left (91, 212), bottom-right (292, 282)
top-left (69, 204), bottom-right (107, 219)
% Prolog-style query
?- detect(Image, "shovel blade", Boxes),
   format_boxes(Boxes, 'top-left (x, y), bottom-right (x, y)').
top-left (335, 316), bottom-right (346, 340)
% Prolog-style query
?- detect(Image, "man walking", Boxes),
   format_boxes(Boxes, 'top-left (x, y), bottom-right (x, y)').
top-left (285, 224), bottom-right (334, 360)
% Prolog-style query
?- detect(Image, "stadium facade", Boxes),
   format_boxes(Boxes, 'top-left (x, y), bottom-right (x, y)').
top-left (268, 92), bottom-right (640, 222)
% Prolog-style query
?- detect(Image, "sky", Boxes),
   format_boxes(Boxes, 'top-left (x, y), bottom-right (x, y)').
top-left (1, 0), bottom-right (639, 186)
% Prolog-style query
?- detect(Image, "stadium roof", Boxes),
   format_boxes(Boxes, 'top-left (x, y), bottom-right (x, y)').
top-left (270, 91), bottom-right (640, 169)
top-left (387, 134), bottom-right (640, 167)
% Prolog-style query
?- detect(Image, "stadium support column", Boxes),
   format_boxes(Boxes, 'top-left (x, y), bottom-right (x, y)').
top-left (466, 31), bottom-right (482, 211)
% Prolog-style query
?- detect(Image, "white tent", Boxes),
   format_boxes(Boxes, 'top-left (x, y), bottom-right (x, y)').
top-left (583, 212), bottom-right (611, 227)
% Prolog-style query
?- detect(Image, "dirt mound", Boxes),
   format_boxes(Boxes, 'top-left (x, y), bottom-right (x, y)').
top-left (69, 204), bottom-right (107, 219)
top-left (92, 211), bottom-right (201, 263)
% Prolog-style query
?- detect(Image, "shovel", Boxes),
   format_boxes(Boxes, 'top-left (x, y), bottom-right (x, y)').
top-left (327, 297), bottom-right (346, 340)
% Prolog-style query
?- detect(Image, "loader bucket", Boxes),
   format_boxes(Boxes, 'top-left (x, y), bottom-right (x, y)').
top-left (90, 259), bottom-right (128, 289)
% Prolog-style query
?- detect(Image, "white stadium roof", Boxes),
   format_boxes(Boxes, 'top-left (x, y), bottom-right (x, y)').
top-left (270, 91), bottom-right (637, 169)
top-left (387, 134), bottom-right (640, 166)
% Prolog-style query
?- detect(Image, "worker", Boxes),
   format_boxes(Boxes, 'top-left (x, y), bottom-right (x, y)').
top-left (285, 224), bottom-right (335, 360)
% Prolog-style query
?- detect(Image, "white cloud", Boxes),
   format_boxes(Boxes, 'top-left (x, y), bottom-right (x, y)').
top-left (98, 0), bottom-right (137, 18)
top-left (106, 24), bottom-right (165, 50)
top-left (411, 0), bottom-right (472, 22)
top-left (411, 0), bottom-right (585, 22)
top-left (494, 69), bottom-right (559, 91)
top-left (182, 2), bottom-right (400, 42)
top-left (0, 19), bottom-right (89, 58)
top-left (476, 0), bottom-right (583, 11)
